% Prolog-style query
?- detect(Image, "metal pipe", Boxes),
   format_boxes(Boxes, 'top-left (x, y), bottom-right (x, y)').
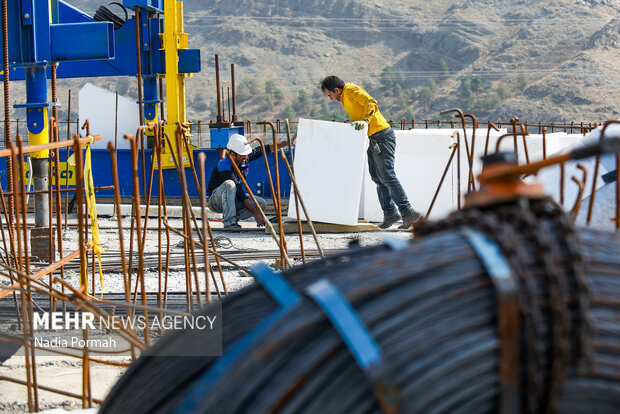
top-left (230, 63), bottom-right (237, 123)
top-left (258, 121), bottom-right (288, 264)
top-left (0, 181), bottom-right (21, 327)
top-left (65, 90), bottom-right (71, 232)
top-left (518, 124), bottom-right (531, 165)
top-left (247, 137), bottom-right (278, 218)
top-left (484, 122), bottom-right (500, 157)
top-left (284, 119), bottom-right (305, 263)
top-left (569, 164), bottom-right (587, 220)
top-left (174, 126), bottom-right (202, 308)
top-left (426, 142), bottom-right (458, 219)
top-left (2, 0), bottom-right (14, 236)
top-left (223, 149), bottom-right (291, 267)
top-left (0, 135), bottom-right (101, 158)
top-left (278, 149), bottom-right (324, 257)
top-left (0, 375), bottom-right (102, 405)
top-left (227, 87), bottom-right (231, 124)
top-left (464, 113), bottom-right (478, 192)
top-left (586, 121), bottom-right (620, 224)
top-left (198, 153), bottom-right (211, 303)
top-left (134, 6), bottom-right (144, 128)
top-left (162, 131), bottom-right (223, 299)
top-left (510, 117), bottom-right (519, 156)
top-left (11, 137), bottom-right (36, 411)
top-left (176, 129), bottom-right (227, 294)
top-left (106, 142), bottom-right (135, 358)
top-left (542, 127), bottom-right (547, 160)
top-left (215, 55), bottom-right (223, 123)
top-left (124, 134), bottom-right (151, 345)
top-left (456, 131), bottom-right (461, 210)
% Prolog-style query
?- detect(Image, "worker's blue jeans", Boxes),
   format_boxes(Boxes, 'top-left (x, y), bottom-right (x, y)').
top-left (367, 128), bottom-right (413, 218)
top-left (207, 180), bottom-right (266, 227)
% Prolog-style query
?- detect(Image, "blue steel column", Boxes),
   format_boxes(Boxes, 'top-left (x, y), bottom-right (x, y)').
top-left (24, 66), bottom-right (50, 227)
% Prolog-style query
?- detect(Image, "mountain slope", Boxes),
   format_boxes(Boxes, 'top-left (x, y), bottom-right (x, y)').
top-left (7, 0), bottom-right (620, 125)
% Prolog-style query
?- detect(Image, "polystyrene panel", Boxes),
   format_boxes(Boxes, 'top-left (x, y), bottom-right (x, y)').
top-left (78, 83), bottom-right (139, 150)
top-left (287, 119), bottom-right (368, 226)
top-left (360, 128), bottom-right (507, 222)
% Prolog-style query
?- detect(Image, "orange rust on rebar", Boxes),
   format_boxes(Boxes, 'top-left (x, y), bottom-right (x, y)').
top-left (587, 121), bottom-right (620, 225)
top-left (569, 164), bottom-right (587, 220)
top-left (284, 119), bottom-right (305, 263)
top-left (106, 141), bottom-right (135, 359)
top-left (174, 126), bottom-right (202, 309)
top-left (484, 122), bottom-right (501, 157)
top-left (0, 135), bottom-right (101, 158)
top-left (0, 375), bottom-right (103, 404)
top-left (124, 134), bottom-right (151, 345)
top-left (198, 152), bottom-right (212, 303)
top-left (258, 121), bottom-right (289, 263)
top-left (426, 142), bottom-right (458, 219)
top-left (223, 149), bottom-right (291, 267)
top-left (16, 135), bottom-right (40, 410)
top-left (0, 249), bottom-right (81, 300)
top-left (163, 131), bottom-right (226, 298)
top-left (518, 124), bottom-right (531, 165)
top-left (278, 149), bottom-right (324, 257)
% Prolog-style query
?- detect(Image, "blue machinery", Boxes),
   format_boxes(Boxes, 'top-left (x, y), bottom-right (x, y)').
top-left (0, 0), bottom-right (291, 201)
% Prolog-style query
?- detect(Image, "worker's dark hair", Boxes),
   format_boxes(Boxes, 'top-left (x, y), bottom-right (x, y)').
top-left (320, 76), bottom-right (345, 92)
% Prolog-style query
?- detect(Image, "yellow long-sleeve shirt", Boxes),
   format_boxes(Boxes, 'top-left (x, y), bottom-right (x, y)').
top-left (340, 83), bottom-right (390, 136)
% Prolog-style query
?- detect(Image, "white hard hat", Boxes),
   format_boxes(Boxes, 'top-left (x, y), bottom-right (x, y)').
top-left (227, 134), bottom-right (252, 155)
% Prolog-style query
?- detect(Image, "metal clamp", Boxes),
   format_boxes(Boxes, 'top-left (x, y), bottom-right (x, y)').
top-left (461, 227), bottom-right (521, 414)
top-left (251, 262), bottom-right (300, 308)
top-left (174, 264), bottom-right (300, 414)
top-left (306, 279), bottom-right (400, 414)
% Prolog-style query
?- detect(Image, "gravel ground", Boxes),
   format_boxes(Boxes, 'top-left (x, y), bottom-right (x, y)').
top-left (0, 213), bottom-right (412, 412)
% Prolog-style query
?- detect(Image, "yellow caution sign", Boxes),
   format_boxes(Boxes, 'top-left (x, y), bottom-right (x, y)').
top-left (82, 140), bottom-right (105, 298)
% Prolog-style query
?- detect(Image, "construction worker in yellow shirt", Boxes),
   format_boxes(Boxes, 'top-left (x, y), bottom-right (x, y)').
top-left (320, 75), bottom-right (423, 230)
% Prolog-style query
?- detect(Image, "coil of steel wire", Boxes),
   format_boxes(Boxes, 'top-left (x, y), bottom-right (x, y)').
top-left (101, 196), bottom-right (620, 414)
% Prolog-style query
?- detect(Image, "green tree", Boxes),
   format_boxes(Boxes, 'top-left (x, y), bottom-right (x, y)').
top-left (496, 82), bottom-right (508, 100)
top-left (281, 104), bottom-right (296, 121)
top-left (403, 108), bottom-right (415, 122)
top-left (473, 92), bottom-right (502, 112)
top-left (428, 79), bottom-right (438, 93)
top-left (418, 87), bottom-right (435, 109)
top-left (238, 78), bottom-right (260, 101)
top-left (515, 73), bottom-right (528, 92)
top-left (470, 77), bottom-right (482, 93)
top-left (273, 88), bottom-right (284, 101)
top-left (380, 66), bottom-right (394, 88)
top-left (265, 80), bottom-right (276, 95)
top-left (439, 59), bottom-right (450, 75)
top-left (294, 90), bottom-right (310, 112)
top-left (260, 95), bottom-right (274, 111)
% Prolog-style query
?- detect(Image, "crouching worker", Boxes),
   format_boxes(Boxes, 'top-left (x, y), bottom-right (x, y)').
top-left (206, 134), bottom-right (267, 229)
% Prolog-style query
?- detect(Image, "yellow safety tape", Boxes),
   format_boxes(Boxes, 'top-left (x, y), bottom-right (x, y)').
top-left (82, 141), bottom-right (105, 298)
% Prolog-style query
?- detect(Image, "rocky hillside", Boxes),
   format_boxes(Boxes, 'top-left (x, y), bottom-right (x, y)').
top-left (8, 0), bottom-right (620, 126)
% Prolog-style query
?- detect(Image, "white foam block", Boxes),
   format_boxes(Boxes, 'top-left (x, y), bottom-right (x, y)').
top-left (360, 128), bottom-right (507, 222)
top-left (78, 83), bottom-right (140, 150)
top-left (287, 119), bottom-right (368, 225)
top-left (527, 127), bottom-right (617, 212)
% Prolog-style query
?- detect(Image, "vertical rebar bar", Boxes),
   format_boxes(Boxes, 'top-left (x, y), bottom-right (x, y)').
top-left (125, 134), bottom-right (150, 345)
top-left (2, 0), bottom-right (14, 234)
top-left (198, 153), bottom-right (211, 303)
